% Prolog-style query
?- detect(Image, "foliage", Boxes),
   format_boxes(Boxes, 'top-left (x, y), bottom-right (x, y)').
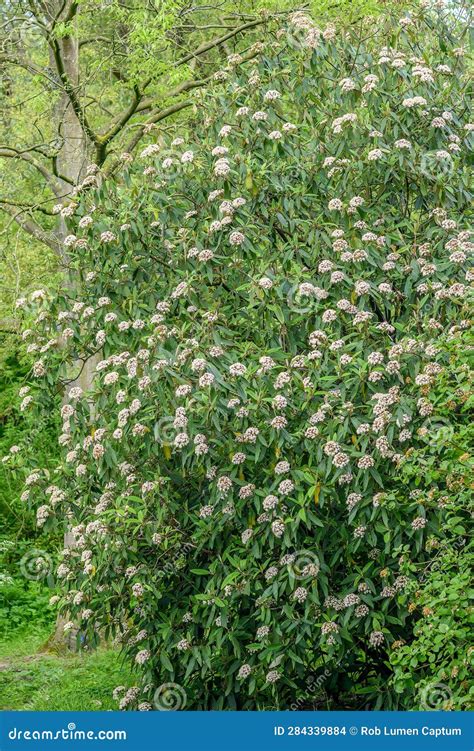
top-left (388, 327), bottom-right (473, 711)
top-left (0, 0), bottom-right (280, 251)
top-left (0, 577), bottom-right (54, 635)
top-left (0, 345), bottom-right (60, 534)
top-left (0, 537), bottom-right (56, 638)
top-left (0, 242), bottom-right (60, 646)
top-left (0, 539), bottom-right (128, 714)
top-left (390, 544), bottom-right (473, 711)
top-left (0, 222), bottom-right (60, 534)
top-left (11, 3), bottom-right (474, 711)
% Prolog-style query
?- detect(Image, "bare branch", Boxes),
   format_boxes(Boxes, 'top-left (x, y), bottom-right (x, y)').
top-left (79, 36), bottom-right (111, 48)
top-left (103, 41), bottom-right (259, 151)
top-left (0, 147), bottom-right (63, 196)
top-left (175, 19), bottom-right (263, 67)
top-left (0, 203), bottom-right (61, 253)
top-left (0, 197), bottom-right (56, 215)
top-left (97, 85), bottom-right (144, 159)
top-left (0, 52), bottom-right (56, 83)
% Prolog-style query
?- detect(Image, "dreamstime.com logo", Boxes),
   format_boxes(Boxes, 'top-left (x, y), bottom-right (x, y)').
top-left (423, 416), bottom-right (455, 445)
top-left (290, 668), bottom-right (332, 710)
top-left (8, 722), bottom-right (127, 742)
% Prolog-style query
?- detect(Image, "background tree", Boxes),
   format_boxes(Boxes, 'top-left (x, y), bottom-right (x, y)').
top-left (0, 0), bottom-right (285, 253)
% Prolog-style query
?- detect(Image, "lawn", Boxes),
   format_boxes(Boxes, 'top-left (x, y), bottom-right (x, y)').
top-left (0, 627), bottom-right (132, 711)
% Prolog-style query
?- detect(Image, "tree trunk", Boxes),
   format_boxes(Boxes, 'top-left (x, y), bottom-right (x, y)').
top-left (48, 22), bottom-right (96, 650)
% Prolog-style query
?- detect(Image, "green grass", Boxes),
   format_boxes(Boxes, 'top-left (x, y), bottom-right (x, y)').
top-left (0, 624), bottom-right (52, 660)
top-left (0, 627), bottom-right (133, 710)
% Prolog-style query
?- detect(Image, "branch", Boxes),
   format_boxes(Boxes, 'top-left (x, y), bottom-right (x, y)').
top-left (0, 203), bottom-right (61, 253)
top-left (79, 36), bottom-right (110, 47)
top-left (97, 85), bottom-right (143, 158)
top-left (3, 30), bottom-right (99, 149)
top-left (0, 147), bottom-right (62, 196)
top-left (51, 155), bottom-right (76, 185)
top-left (104, 43), bottom-right (259, 147)
top-left (103, 45), bottom-right (259, 174)
top-left (0, 52), bottom-right (56, 82)
top-left (0, 197), bottom-right (56, 215)
top-left (55, 0), bottom-right (78, 26)
top-left (104, 100), bottom-right (195, 177)
top-left (175, 19), bottom-right (263, 67)
top-left (104, 76), bottom-right (209, 136)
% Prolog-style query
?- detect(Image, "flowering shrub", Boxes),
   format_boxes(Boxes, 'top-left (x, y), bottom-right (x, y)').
top-left (13, 3), bottom-right (473, 709)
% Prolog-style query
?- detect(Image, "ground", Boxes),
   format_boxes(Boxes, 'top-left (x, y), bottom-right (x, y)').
top-left (0, 627), bottom-right (131, 710)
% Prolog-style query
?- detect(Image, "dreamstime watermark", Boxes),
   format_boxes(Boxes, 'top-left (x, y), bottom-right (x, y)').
top-left (420, 682), bottom-right (453, 710)
top-left (421, 415), bottom-right (456, 445)
top-left (154, 415), bottom-right (176, 447)
top-left (287, 549), bottom-right (320, 581)
top-left (140, 143), bottom-right (194, 185)
top-left (286, 283), bottom-right (319, 315)
top-left (8, 722), bottom-right (126, 742)
top-left (290, 668), bottom-right (333, 710)
top-left (158, 539), bottom-right (195, 578)
top-left (19, 548), bottom-right (53, 582)
top-left (420, 151), bottom-right (454, 182)
top-left (157, 147), bottom-right (190, 181)
top-left (153, 682), bottom-right (187, 710)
